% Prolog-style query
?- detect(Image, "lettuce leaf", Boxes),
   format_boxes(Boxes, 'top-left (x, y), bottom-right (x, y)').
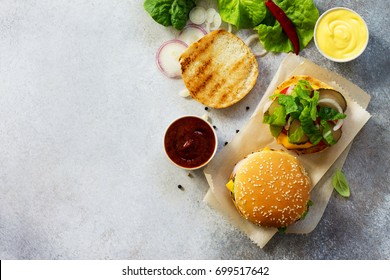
top-left (310, 90), bottom-right (319, 120)
top-left (263, 105), bottom-right (286, 127)
top-left (319, 107), bottom-right (347, 121)
top-left (292, 80), bottom-right (313, 101)
top-left (320, 120), bottom-right (336, 145)
top-left (218, 0), bottom-right (267, 29)
top-left (254, 0), bottom-right (319, 53)
top-left (275, 94), bottom-right (298, 115)
top-left (299, 106), bottom-right (322, 145)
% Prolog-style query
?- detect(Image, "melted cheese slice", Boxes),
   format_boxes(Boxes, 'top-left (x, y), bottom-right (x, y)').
top-left (226, 179), bottom-right (234, 192)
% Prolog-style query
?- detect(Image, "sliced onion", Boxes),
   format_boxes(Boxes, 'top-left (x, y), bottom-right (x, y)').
top-left (332, 119), bottom-right (344, 131)
top-left (178, 24), bottom-right (207, 45)
top-left (156, 39), bottom-right (188, 79)
top-left (206, 8), bottom-right (217, 23)
top-left (284, 116), bottom-right (293, 130)
top-left (318, 98), bottom-right (344, 131)
top-left (218, 20), bottom-right (232, 33)
top-left (178, 88), bottom-right (190, 97)
top-left (209, 12), bottom-right (222, 30)
top-left (231, 158), bottom-right (245, 178)
top-left (189, 6), bottom-right (206, 25)
top-left (286, 85), bottom-right (295, 95)
top-left (226, 23), bottom-right (232, 33)
top-left (244, 34), bottom-right (268, 57)
top-left (318, 97), bottom-right (343, 113)
top-left (204, 21), bottom-right (211, 33)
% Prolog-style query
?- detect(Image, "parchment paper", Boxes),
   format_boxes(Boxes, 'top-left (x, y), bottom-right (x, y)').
top-left (203, 54), bottom-right (371, 248)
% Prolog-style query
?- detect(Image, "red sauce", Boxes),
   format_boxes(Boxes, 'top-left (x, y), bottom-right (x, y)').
top-left (164, 116), bottom-right (216, 169)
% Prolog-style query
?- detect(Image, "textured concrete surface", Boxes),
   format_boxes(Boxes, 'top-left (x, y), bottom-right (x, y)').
top-left (0, 0), bottom-right (389, 259)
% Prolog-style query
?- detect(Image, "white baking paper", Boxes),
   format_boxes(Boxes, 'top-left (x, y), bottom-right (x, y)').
top-left (203, 54), bottom-right (371, 248)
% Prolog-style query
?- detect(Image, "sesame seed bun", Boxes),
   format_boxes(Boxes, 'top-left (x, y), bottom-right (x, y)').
top-left (232, 149), bottom-right (311, 228)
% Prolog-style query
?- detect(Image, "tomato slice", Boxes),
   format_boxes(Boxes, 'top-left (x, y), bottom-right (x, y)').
top-left (279, 86), bottom-right (289, 94)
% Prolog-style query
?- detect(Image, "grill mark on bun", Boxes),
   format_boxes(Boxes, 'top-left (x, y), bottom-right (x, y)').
top-left (179, 30), bottom-right (258, 108)
top-left (191, 73), bottom-right (213, 98)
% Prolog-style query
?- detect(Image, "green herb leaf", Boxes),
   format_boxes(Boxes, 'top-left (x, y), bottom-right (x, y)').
top-left (144, 0), bottom-right (195, 30)
top-left (332, 170), bottom-right (350, 197)
top-left (170, 0), bottom-right (196, 30)
top-left (278, 226), bottom-right (287, 234)
top-left (299, 200), bottom-right (314, 220)
top-left (144, 0), bottom-right (174, 27)
top-left (319, 107), bottom-right (347, 121)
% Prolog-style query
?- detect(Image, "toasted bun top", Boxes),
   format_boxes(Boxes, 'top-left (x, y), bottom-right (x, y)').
top-left (233, 149), bottom-right (311, 228)
top-left (180, 30), bottom-right (258, 108)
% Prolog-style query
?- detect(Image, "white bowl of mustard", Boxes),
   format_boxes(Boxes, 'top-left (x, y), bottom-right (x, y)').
top-left (314, 7), bottom-right (369, 62)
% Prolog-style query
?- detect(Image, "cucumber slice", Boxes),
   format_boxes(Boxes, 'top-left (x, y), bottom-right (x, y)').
top-left (270, 125), bottom-right (283, 137)
top-left (288, 120), bottom-right (309, 144)
top-left (266, 99), bottom-right (281, 115)
top-left (318, 89), bottom-right (347, 112)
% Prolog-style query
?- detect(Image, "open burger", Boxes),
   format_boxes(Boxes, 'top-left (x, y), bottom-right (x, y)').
top-left (225, 148), bottom-right (311, 229)
top-left (263, 75), bottom-right (347, 154)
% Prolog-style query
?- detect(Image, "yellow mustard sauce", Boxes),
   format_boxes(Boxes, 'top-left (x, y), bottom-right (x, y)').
top-left (316, 9), bottom-right (368, 60)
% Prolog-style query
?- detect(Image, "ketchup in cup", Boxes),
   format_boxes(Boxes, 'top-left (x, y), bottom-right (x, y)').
top-left (164, 116), bottom-right (217, 170)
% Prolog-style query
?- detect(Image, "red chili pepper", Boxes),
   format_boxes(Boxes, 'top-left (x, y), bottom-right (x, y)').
top-left (265, 0), bottom-right (300, 55)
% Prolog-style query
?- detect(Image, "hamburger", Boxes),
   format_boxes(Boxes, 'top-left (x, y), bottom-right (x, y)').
top-left (179, 29), bottom-right (258, 108)
top-left (225, 148), bottom-right (311, 229)
top-left (263, 75), bottom-right (347, 154)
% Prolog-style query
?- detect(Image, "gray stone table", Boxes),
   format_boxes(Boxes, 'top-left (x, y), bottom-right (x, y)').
top-left (0, 0), bottom-right (389, 259)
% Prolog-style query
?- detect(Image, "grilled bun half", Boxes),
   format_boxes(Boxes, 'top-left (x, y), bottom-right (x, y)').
top-left (179, 30), bottom-right (258, 108)
top-left (263, 75), bottom-right (347, 155)
top-left (225, 149), bottom-right (311, 228)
